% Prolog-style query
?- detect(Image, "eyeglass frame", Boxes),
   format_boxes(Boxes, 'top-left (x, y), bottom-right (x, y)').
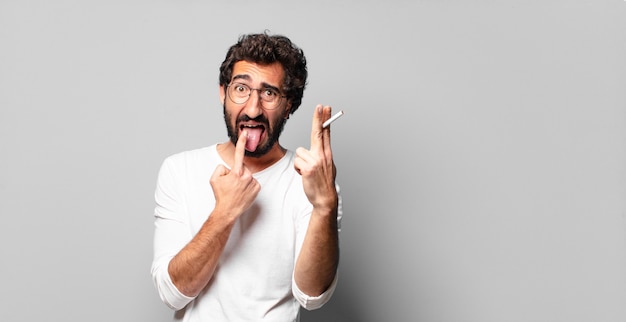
top-left (225, 82), bottom-right (287, 110)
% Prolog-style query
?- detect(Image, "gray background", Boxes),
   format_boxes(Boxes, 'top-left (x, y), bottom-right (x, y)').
top-left (1, 1), bottom-right (625, 321)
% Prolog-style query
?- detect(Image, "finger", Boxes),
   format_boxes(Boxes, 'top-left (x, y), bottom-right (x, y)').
top-left (294, 147), bottom-right (314, 175)
top-left (320, 106), bottom-right (333, 158)
top-left (321, 109), bottom-right (333, 159)
top-left (211, 164), bottom-right (229, 180)
top-left (293, 157), bottom-right (303, 176)
top-left (309, 105), bottom-right (323, 151)
top-left (295, 146), bottom-right (315, 163)
top-left (232, 130), bottom-right (247, 174)
top-left (310, 105), bottom-right (331, 152)
top-left (323, 125), bottom-right (333, 161)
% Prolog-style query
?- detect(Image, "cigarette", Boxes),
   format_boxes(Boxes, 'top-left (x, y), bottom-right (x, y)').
top-left (322, 110), bottom-right (344, 128)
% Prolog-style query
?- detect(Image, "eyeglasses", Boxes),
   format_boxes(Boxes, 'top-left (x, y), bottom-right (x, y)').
top-left (226, 82), bottom-right (286, 110)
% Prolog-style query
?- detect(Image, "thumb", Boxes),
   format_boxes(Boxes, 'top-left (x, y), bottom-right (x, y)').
top-left (211, 164), bottom-right (229, 180)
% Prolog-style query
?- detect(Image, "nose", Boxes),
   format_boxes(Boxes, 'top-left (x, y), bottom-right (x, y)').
top-left (242, 90), bottom-right (263, 118)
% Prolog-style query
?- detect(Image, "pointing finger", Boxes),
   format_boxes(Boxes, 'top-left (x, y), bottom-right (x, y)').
top-left (233, 130), bottom-right (247, 174)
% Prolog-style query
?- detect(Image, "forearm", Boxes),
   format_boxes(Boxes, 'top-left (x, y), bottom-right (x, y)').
top-left (294, 206), bottom-right (340, 296)
top-left (168, 213), bottom-right (235, 297)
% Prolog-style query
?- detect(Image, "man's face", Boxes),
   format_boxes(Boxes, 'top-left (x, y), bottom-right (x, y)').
top-left (220, 61), bottom-right (290, 158)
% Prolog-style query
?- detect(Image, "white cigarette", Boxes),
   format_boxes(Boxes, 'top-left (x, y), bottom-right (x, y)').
top-left (322, 110), bottom-right (344, 128)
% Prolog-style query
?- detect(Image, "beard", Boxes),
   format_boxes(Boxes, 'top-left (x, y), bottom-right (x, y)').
top-left (224, 104), bottom-right (288, 158)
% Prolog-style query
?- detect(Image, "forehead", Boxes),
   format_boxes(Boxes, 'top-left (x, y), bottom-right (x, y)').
top-left (231, 61), bottom-right (285, 87)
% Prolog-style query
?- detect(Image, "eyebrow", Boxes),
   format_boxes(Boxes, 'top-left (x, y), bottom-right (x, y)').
top-left (231, 74), bottom-right (282, 93)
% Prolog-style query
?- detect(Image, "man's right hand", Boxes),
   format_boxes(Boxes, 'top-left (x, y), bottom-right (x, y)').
top-left (210, 130), bottom-right (260, 220)
top-left (168, 131), bottom-right (260, 297)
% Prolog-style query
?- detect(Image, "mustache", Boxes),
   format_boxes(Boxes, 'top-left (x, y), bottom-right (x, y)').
top-left (238, 114), bottom-right (269, 124)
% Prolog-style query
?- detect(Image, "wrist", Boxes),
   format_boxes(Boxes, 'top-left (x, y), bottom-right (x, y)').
top-left (312, 200), bottom-right (338, 218)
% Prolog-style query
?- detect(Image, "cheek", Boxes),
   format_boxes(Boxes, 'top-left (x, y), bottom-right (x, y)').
top-left (224, 108), bottom-right (237, 128)
top-left (271, 112), bottom-right (285, 126)
top-left (224, 103), bottom-right (240, 120)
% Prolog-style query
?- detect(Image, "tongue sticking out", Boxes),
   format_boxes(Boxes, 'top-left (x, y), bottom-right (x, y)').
top-left (244, 127), bottom-right (263, 152)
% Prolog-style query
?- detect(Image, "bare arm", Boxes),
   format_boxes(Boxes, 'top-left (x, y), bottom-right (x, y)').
top-left (294, 204), bottom-right (339, 295)
top-left (294, 104), bottom-right (340, 296)
top-left (168, 131), bottom-right (260, 297)
top-left (167, 210), bottom-right (236, 297)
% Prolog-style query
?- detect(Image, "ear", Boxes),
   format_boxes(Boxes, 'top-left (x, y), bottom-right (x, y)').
top-left (284, 101), bottom-right (292, 119)
top-left (219, 85), bottom-right (226, 105)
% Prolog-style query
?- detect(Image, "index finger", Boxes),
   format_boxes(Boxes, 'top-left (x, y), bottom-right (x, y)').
top-left (310, 104), bottom-right (331, 152)
top-left (233, 130), bottom-right (247, 174)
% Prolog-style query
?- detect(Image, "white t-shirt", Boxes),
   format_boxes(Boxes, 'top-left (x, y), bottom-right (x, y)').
top-left (151, 145), bottom-right (340, 321)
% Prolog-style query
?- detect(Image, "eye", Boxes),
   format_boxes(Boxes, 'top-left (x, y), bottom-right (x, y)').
top-left (262, 88), bottom-right (278, 99)
top-left (234, 84), bottom-right (248, 93)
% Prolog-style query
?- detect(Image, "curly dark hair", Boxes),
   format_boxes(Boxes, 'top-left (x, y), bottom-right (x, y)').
top-left (219, 32), bottom-right (308, 114)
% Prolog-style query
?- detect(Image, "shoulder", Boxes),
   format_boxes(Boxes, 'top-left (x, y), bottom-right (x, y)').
top-left (156, 145), bottom-right (223, 194)
top-left (158, 145), bottom-right (223, 182)
top-left (163, 145), bottom-right (219, 167)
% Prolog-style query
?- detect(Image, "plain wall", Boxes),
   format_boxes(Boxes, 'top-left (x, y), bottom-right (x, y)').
top-left (1, 1), bottom-right (625, 321)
